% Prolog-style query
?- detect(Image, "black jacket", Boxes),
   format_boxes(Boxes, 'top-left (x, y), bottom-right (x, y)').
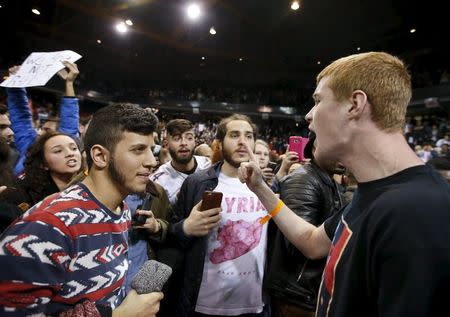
top-left (0, 174), bottom-right (60, 211)
top-left (264, 161), bottom-right (344, 311)
top-left (169, 162), bottom-right (222, 317)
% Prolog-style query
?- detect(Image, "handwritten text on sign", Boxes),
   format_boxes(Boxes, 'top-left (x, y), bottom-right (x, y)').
top-left (0, 50), bottom-right (82, 88)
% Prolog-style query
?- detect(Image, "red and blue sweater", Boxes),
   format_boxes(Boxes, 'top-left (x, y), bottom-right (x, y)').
top-left (0, 183), bottom-right (131, 316)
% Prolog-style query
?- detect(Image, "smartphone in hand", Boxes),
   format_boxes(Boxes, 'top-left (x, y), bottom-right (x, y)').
top-left (289, 136), bottom-right (308, 161)
top-left (268, 161), bottom-right (277, 172)
top-left (199, 191), bottom-right (223, 211)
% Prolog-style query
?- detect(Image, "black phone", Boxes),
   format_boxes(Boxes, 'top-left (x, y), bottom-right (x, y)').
top-left (268, 161), bottom-right (277, 172)
top-left (132, 192), bottom-right (153, 225)
top-left (199, 191), bottom-right (223, 211)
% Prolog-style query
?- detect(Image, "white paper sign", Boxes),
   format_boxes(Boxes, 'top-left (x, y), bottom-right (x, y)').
top-left (0, 50), bottom-right (82, 88)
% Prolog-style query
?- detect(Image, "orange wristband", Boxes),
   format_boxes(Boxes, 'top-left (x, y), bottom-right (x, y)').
top-left (259, 199), bottom-right (284, 225)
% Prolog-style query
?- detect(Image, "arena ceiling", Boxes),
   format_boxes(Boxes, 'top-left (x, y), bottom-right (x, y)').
top-left (1, 0), bottom-right (449, 92)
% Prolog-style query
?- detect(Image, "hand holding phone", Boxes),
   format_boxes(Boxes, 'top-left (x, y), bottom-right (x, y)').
top-left (289, 136), bottom-right (308, 161)
top-left (267, 161), bottom-right (277, 172)
top-left (199, 191), bottom-right (223, 211)
top-left (184, 193), bottom-right (222, 237)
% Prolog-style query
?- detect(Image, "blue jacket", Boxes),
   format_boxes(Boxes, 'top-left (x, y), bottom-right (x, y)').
top-left (7, 88), bottom-right (79, 175)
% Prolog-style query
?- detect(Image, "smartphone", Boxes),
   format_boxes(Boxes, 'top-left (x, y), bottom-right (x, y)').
top-left (268, 161), bottom-right (277, 172)
top-left (289, 136), bottom-right (308, 161)
top-left (199, 191), bottom-right (223, 211)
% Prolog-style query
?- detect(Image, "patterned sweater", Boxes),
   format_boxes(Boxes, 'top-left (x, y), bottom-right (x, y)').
top-left (0, 183), bottom-right (131, 316)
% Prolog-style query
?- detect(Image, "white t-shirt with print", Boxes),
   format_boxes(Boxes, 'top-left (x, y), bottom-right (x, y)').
top-left (195, 172), bottom-right (268, 316)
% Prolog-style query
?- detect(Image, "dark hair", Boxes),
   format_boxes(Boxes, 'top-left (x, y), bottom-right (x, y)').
top-left (0, 104), bottom-right (8, 115)
top-left (215, 114), bottom-right (257, 141)
top-left (210, 139), bottom-right (223, 164)
top-left (23, 131), bottom-right (82, 200)
top-left (79, 115), bottom-right (92, 126)
top-left (0, 137), bottom-right (16, 187)
top-left (45, 116), bottom-right (60, 123)
top-left (303, 131), bottom-right (316, 160)
top-left (83, 103), bottom-right (159, 168)
top-left (0, 201), bottom-right (23, 234)
top-left (427, 157), bottom-right (450, 171)
top-left (166, 119), bottom-right (193, 136)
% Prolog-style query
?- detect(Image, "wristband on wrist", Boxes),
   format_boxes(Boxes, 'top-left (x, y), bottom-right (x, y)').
top-left (259, 199), bottom-right (284, 225)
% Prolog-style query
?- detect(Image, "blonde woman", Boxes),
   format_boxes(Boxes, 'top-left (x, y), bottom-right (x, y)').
top-left (254, 139), bottom-right (275, 185)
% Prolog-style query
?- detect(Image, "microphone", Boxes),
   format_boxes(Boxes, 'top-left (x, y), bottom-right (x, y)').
top-left (131, 260), bottom-right (173, 294)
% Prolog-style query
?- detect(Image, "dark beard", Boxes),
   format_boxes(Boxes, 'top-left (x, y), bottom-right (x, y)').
top-left (169, 147), bottom-right (194, 165)
top-left (222, 149), bottom-right (241, 168)
top-left (108, 157), bottom-right (127, 189)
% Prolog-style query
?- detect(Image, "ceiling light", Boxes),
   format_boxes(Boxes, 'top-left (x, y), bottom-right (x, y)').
top-left (209, 27), bottom-right (216, 35)
top-left (116, 22), bottom-right (128, 33)
top-left (97, 39), bottom-right (102, 44)
top-left (410, 28), bottom-right (416, 33)
top-left (186, 3), bottom-right (201, 20)
top-left (125, 19), bottom-right (133, 26)
top-left (280, 107), bottom-right (296, 115)
top-left (291, 1), bottom-right (300, 11)
top-left (32, 8), bottom-right (41, 15)
top-left (201, 56), bottom-right (206, 60)
top-left (259, 106), bottom-right (273, 113)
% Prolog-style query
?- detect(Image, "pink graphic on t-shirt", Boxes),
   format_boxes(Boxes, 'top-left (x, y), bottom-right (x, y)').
top-left (209, 218), bottom-right (263, 264)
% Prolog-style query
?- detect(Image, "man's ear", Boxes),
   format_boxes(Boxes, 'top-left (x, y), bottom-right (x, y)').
top-left (90, 145), bottom-right (110, 169)
top-left (347, 90), bottom-right (368, 120)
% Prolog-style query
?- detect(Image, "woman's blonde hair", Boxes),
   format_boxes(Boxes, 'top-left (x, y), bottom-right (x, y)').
top-left (255, 139), bottom-right (269, 150)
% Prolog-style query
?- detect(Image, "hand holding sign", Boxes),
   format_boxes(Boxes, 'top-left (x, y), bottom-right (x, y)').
top-left (0, 50), bottom-right (82, 88)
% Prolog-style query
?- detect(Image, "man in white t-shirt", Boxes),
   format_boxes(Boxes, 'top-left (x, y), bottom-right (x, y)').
top-left (170, 114), bottom-right (270, 317)
top-left (151, 119), bottom-right (211, 206)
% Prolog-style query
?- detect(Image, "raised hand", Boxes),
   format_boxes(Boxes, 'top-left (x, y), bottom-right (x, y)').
top-left (276, 146), bottom-right (300, 179)
top-left (238, 142), bottom-right (265, 192)
top-left (62, 61), bottom-right (79, 82)
top-left (261, 167), bottom-right (275, 185)
top-left (58, 61), bottom-right (79, 97)
top-left (8, 65), bottom-right (21, 76)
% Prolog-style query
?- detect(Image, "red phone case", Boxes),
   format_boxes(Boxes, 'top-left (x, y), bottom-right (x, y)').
top-left (289, 136), bottom-right (307, 161)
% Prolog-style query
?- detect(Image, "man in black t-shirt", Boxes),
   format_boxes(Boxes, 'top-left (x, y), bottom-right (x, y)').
top-left (238, 52), bottom-right (450, 317)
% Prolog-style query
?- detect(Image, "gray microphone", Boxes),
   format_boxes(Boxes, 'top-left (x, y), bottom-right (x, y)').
top-left (131, 260), bottom-right (173, 294)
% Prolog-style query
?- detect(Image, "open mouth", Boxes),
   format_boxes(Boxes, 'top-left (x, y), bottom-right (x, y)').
top-left (66, 159), bottom-right (78, 167)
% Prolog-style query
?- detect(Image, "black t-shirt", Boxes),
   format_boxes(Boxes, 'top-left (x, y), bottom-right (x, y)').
top-left (319, 165), bottom-right (450, 317)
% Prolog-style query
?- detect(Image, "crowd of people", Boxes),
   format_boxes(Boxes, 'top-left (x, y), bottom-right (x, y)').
top-left (0, 51), bottom-right (449, 317)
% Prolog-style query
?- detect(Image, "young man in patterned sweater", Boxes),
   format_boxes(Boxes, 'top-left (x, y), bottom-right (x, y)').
top-left (0, 103), bottom-right (163, 317)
